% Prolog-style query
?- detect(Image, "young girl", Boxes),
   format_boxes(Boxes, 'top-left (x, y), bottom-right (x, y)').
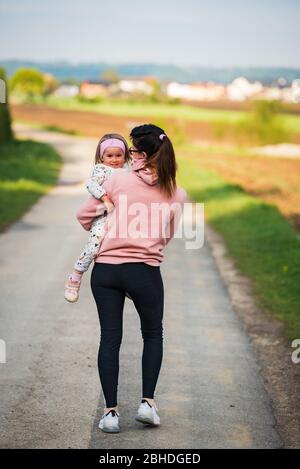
top-left (64, 133), bottom-right (131, 303)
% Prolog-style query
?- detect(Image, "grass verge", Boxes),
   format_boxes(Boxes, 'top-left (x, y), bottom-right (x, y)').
top-left (0, 139), bottom-right (62, 231)
top-left (177, 150), bottom-right (300, 340)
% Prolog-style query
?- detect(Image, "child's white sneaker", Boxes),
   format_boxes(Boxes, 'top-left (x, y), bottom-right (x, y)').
top-left (99, 409), bottom-right (120, 433)
top-left (135, 399), bottom-right (160, 426)
top-left (64, 276), bottom-right (81, 303)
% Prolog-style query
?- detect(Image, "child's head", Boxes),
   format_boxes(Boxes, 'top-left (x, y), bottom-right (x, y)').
top-left (129, 124), bottom-right (177, 197)
top-left (95, 133), bottom-right (130, 168)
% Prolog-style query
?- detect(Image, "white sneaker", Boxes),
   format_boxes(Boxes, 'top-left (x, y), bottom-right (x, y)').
top-left (135, 399), bottom-right (160, 426)
top-left (98, 409), bottom-right (120, 433)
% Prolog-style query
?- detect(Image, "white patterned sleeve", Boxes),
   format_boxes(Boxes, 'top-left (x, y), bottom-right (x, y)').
top-left (123, 161), bottom-right (132, 172)
top-left (86, 164), bottom-right (108, 199)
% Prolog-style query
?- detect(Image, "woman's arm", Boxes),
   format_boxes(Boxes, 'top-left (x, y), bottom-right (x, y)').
top-left (76, 197), bottom-right (107, 231)
top-left (165, 190), bottom-right (187, 245)
top-left (165, 211), bottom-right (182, 245)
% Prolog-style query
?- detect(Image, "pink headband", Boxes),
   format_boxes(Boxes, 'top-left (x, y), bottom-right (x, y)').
top-left (100, 138), bottom-right (126, 158)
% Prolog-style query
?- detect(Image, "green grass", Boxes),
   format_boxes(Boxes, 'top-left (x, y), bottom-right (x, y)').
top-left (13, 119), bottom-right (82, 136)
top-left (33, 95), bottom-right (244, 122)
top-left (179, 142), bottom-right (255, 157)
top-left (26, 95), bottom-right (300, 135)
top-left (40, 124), bottom-right (80, 135)
top-left (177, 150), bottom-right (300, 340)
top-left (0, 139), bottom-right (62, 231)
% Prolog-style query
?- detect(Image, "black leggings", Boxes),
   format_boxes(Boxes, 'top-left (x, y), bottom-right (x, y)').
top-left (90, 262), bottom-right (164, 408)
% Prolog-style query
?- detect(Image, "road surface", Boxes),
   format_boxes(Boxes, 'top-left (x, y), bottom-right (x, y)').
top-left (0, 124), bottom-right (282, 448)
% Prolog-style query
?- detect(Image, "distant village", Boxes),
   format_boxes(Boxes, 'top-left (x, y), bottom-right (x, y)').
top-left (52, 76), bottom-right (300, 103)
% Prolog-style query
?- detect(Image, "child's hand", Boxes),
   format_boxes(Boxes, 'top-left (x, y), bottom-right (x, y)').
top-left (104, 200), bottom-right (115, 214)
top-left (101, 195), bottom-right (114, 214)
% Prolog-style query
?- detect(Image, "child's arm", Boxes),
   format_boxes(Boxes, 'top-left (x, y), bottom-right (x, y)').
top-left (86, 164), bottom-right (115, 213)
top-left (86, 164), bottom-right (109, 200)
top-left (77, 172), bottom-right (118, 230)
top-left (123, 161), bottom-right (132, 172)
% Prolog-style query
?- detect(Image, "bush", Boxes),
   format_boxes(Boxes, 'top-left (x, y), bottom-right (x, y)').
top-left (0, 139), bottom-right (61, 230)
top-left (76, 95), bottom-right (103, 104)
top-left (214, 100), bottom-right (291, 145)
top-left (235, 100), bottom-right (291, 145)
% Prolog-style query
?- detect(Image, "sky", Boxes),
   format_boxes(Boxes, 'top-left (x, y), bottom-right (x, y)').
top-left (0, 0), bottom-right (300, 67)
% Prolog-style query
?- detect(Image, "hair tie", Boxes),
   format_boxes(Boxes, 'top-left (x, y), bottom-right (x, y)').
top-left (159, 133), bottom-right (166, 141)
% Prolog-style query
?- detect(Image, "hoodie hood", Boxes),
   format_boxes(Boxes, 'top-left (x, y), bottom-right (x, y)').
top-left (131, 155), bottom-right (158, 186)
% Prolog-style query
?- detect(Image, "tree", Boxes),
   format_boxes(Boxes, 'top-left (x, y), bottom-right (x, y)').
top-left (10, 67), bottom-right (45, 100)
top-left (100, 69), bottom-right (121, 84)
top-left (147, 78), bottom-right (164, 102)
top-left (42, 73), bottom-right (59, 97)
top-left (0, 67), bottom-right (13, 143)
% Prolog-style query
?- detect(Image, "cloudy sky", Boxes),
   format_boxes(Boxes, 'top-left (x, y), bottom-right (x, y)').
top-left (0, 0), bottom-right (299, 67)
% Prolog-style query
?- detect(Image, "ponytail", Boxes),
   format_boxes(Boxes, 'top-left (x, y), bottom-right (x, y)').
top-left (130, 124), bottom-right (177, 198)
top-left (153, 136), bottom-right (177, 197)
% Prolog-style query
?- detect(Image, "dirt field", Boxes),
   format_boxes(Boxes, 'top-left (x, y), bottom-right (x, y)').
top-left (11, 104), bottom-right (300, 232)
top-left (10, 104), bottom-right (233, 144)
top-left (191, 150), bottom-right (300, 232)
top-left (183, 99), bottom-right (300, 115)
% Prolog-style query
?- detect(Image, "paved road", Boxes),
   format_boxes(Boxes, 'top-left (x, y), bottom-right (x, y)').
top-left (0, 124), bottom-right (282, 448)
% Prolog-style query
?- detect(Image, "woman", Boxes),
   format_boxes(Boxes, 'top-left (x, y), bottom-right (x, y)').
top-left (77, 124), bottom-right (187, 433)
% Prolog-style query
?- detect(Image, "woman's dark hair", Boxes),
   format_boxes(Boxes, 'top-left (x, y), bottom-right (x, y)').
top-left (94, 133), bottom-right (131, 165)
top-left (130, 124), bottom-right (177, 197)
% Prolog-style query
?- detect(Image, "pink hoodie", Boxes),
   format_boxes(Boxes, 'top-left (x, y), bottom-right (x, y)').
top-left (76, 159), bottom-right (187, 266)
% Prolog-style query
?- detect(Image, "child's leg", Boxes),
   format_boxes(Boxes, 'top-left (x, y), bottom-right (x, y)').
top-left (65, 218), bottom-right (107, 303)
top-left (69, 269), bottom-right (84, 283)
top-left (74, 217), bottom-right (107, 273)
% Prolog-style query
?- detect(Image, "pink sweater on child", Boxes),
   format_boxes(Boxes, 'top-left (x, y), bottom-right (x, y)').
top-left (76, 164), bottom-right (187, 266)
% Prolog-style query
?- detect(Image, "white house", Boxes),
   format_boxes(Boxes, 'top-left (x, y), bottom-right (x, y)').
top-left (166, 81), bottom-right (225, 101)
top-left (256, 86), bottom-right (282, 101)
top-left (291, 79), bottom-right (300, 103)
top-left (258, 80), bottom-right (300, 103)
top-left (118, 79), bottom-right (153, 95)
top-left (226, 77), bottom-right (263, 101)
top-left (53, 84), bottom-right (79, 98)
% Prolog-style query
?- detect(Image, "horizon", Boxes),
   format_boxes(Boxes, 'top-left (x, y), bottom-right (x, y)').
top-left (2, 58), bottom-right (300, 71)
top-left (2, 59), bottom-right (300, 85)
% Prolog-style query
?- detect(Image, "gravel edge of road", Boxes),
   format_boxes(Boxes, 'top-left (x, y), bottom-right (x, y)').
top-left (204, 223), bottom-right (300, 449)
